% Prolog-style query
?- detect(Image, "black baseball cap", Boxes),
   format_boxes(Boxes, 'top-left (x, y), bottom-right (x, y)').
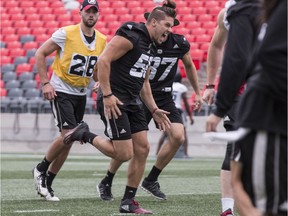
top-left (80, 0), bottom-right (99, 11)
top-left (144, 12), bottom-right (180, 26)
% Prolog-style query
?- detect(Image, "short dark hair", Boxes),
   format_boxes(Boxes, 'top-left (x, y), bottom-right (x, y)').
top-left (147, 0), bottom-right (177, 23)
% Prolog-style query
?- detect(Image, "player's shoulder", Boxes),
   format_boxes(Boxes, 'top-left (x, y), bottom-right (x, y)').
top-left (118, 22), bottom-right (146, 34)
top-left (169, 33), bottom-right (190, 49)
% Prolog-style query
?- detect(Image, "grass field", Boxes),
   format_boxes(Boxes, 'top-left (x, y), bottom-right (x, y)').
top-left (1, 153), bottom-right (234, 216)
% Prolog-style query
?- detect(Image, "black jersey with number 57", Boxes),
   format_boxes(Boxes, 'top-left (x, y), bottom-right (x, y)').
top-left (109, 22), bottom-right (156, 104)
top-left (149, 33), bottom-right (190, 94)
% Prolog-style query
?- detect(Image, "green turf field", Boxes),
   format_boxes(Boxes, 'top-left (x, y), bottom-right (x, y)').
top-left (1, 154), bottom-right (236, 216)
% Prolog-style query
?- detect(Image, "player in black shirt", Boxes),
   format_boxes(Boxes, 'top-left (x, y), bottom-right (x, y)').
top-left (231, 0), bottom-right (287, 215)
top-left (64, 1), bottom-right (177, 214)
top-left (95, 11), bottom-right (203, 202)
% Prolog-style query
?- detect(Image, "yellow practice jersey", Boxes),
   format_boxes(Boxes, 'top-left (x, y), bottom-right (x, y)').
top-left (52, 24), bottom-right (106, 87)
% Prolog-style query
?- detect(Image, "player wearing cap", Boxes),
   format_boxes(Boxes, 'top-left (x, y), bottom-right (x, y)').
top-left (32, 0), bottom-right (106, 201)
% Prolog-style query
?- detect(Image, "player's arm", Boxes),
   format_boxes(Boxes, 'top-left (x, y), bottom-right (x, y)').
top-left (203, 8), bottom-right (228, 105)
top-left (97, 35), bottom-right (132, 119)
top-left (182, 51), bottom-right (203, 111)
top-left (140, 70), bottom-right (171, 131)
top-left (35, 38), bottom-right (60, 100)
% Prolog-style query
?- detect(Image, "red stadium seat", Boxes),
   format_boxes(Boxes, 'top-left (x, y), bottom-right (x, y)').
top-left (126, 1), bottom-right (140, 9)
top-left (19, 1), bottom-right (34, 8)
top-left (14, 20), bottom-right (29, 29)
top-left (10, 14), bottom-right (25, 22)
top-left (44, 21), bottom-right (59, 29)
top-left (199, 43), bottom-right (211, 61)
top-left (25, 13), bottom-right (40, 22)
top-left (183, 35), bottom-right (195, 43)
top-left (129, 7), bottom-right (145, 16)
top-left (141, 1), bottom-right (156, 9)
top-left (174, 27), bottom-right (190, 36)
top-left (206, 28), bottom-right (216, 37)
top-left (191, 28), bottom-right (206, 36)
top-left (195, 34), bottom-right (211, 43)
top-left (177, 7), bottom-right (192, 15)
top-left (29, 20), bottom-right (44, 28)
top-left (202, 21), bottom-right (216, 30)
top-left (60, 21), bottom-right (75, 27)
top-left (53, 8), bottom-right (67, 15)
top-left (179, 14), bottom-right (197, 22)
top-left (204, 1), bottom-right (220, 8)
top-left (56, 14), bottom-right (71, 22)
top-left (102, 14), bottom-right (118, 22)
top-left (49, 1), bottom-right (64, 9)
top-left (23, 41), bottom-right (38, 50)
top-left (34, 1), bottom-right (49, 8)
top-left (133, 14), bottom-right (146, 22)
top-left (1, 27), bottom-right (16, 36)
top-left (190, 49), bottom-right (204, 70)
top-left (189, 43), bottom-right (199, 50)
top-left (1, 20), bottom-right (12, 28)
top-left (185, 21), bottom-right (201, 29)
top-left (99, 7), bottom-right (114, 15)
top-left (3, 0), bottom-right (19, 8)
top-left (208, 7), bottom-right (222, 16)
top-left (1, 13), bottom-right (10, 21)
top-left (7, 7), bottom-right (22, 15)
top-left (192, 7), bottom-right (207, 15)
top-left (31, 28), bottom-right (47, 36)
top-left (16, 27), bottom-right (32, 36)
top-left (22, 7), bottom-right (36, 15)
top-left (16, 63), bottom-right (32, 74)
top-left (39, 7), bottom-right (53, 15)
top-left (41, 14), bottom-right (56, 22)
top-left (114, 8), bottom-right (130, 15)
top-left (197, 14), bottom-right (213, 22)
top-left (0, 88), bottom-right (7, 97)
top-left (1, 48), bottom-right (10, 57)
top-left (1, 56), bottom-right (12, 65)
top-left (9, 48), bottom-right (25, 58)
top-left (35, 34), bottom-right (50, 44)
top-left (118, 14), bottom-right (134, 23)
top-left (111, 1), bottom-right (126, 8)
top-left (6, 41), bottom-right (22, 49)
top-left (46, 28), bottom-right (59, 36)
top-left (188, 1), bottom-right (203, 8)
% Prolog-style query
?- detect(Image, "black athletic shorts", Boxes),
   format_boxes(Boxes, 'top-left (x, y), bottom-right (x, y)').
top-left (51, 91), bottom-right (86, 131)
top-left (97, 99), bottom-right (148, 140)
top-left (232, 130), bottom-right (287, 215)
top-left (143, 95), bottom-right (183, 127)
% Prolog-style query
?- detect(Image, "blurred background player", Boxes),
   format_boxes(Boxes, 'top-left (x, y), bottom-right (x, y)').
top-left (203, 0), bottom-right (261, 215)
top-left (32, 0), bottom-right (106, 201)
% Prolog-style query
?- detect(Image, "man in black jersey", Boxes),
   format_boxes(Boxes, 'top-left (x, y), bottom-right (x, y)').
top-left (63, 2), bottom-right (177, 214)
top-left (95, 10), bottom-right (203, 202)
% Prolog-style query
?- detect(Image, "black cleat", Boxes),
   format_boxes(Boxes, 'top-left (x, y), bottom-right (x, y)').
top-left (141, 178), bottom-right (166, 200)
top-left (96, 182), bottom-right (114, 201)
top-left (63, 122), bottom-right (89, 145)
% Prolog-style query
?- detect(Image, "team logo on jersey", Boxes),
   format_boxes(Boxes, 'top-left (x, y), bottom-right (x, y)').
top-left (157, 49), bottom-right (163, 54)
top-left (127, 24), bottom-right (133, 30)
top-left (173, 44), bottom-right (179, 49)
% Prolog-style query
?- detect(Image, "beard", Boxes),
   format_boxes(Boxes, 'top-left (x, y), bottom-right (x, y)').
top-left (83, 19), bottom-right (97, 28)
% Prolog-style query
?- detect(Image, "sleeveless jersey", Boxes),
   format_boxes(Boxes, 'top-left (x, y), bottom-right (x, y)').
top-left (149, 33), bottom-right (190, 95)
top-left (109, 22), bottom-right (156, 104)
top-left (52, 24), bottom-right (106, 89)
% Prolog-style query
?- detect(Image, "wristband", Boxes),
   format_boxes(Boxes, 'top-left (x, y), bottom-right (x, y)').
top-left (42, 82), bottom-right (50, 86)
top-left (103, 93), bottom-right (113, 98)
top-left (152, 108), bottom-right (158, 115)
top-left (205, 84), bottom-right (215, 89)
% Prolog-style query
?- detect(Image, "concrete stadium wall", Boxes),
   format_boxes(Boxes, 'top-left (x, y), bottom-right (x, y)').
top-left (1, 114), bottom-right (226, 158)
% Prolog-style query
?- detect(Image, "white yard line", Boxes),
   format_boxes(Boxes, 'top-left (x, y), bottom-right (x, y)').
top-left (15, 209), bottom-right (59, 213)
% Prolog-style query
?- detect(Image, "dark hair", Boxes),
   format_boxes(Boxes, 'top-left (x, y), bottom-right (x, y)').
top-left (147, 0), bottom-right (177, 23)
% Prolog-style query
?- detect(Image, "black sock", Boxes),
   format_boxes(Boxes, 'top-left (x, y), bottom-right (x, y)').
top-left (146, 166), bottom-right (162, 182)
top-left (83, 132), bottom-right (97, 144)
top-left (122, 186), bottom-right (137, 200)
top-left (101, 170), bottom-right (115, 186)
top-left (36, 157), bottom-right (51, 173)
top-left (46, 171), bottom-right (56, 188)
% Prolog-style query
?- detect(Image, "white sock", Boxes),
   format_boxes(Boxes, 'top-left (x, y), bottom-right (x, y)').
top-left (221, 198), bottom-right (234, 212)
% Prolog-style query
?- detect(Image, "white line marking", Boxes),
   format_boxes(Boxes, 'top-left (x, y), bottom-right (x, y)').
top-left (15, 209), bottom-right (59, 213)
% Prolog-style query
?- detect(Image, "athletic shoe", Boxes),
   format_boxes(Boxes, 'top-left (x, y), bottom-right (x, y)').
top-left (32, 167), bottom-right (48, 197)
top-left (45, 186), bottom-right (60, 201)
top-left (96, 182), bottom-right (114, 201)
top-left (141, 178), bottom-right (166, 200)
top-left (220, 208), bottom-right (234, 216)
top-left (63, 122), bottom-right (89, 145)
top-left (119, 198), bottom-right (152, 214)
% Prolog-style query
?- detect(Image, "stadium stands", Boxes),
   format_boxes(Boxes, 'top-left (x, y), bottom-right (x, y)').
top-left (1, 0), bottom-right (226, 114)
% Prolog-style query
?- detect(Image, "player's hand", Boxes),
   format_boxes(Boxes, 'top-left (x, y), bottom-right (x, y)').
top-left (153, 109), bottom-right (171, 131)
top-left (205, 113), bottom-right (221, 132)
top-left (92, 81), bottom-right (100, 93)
top-left (193, 94), bottom-right (203, 111)
top-left (202, 89), bottom-right (215, 105)
top-left (42, 83), bottom-right (57, 100)
top-left (103, 95), bottom-right (123, 119)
